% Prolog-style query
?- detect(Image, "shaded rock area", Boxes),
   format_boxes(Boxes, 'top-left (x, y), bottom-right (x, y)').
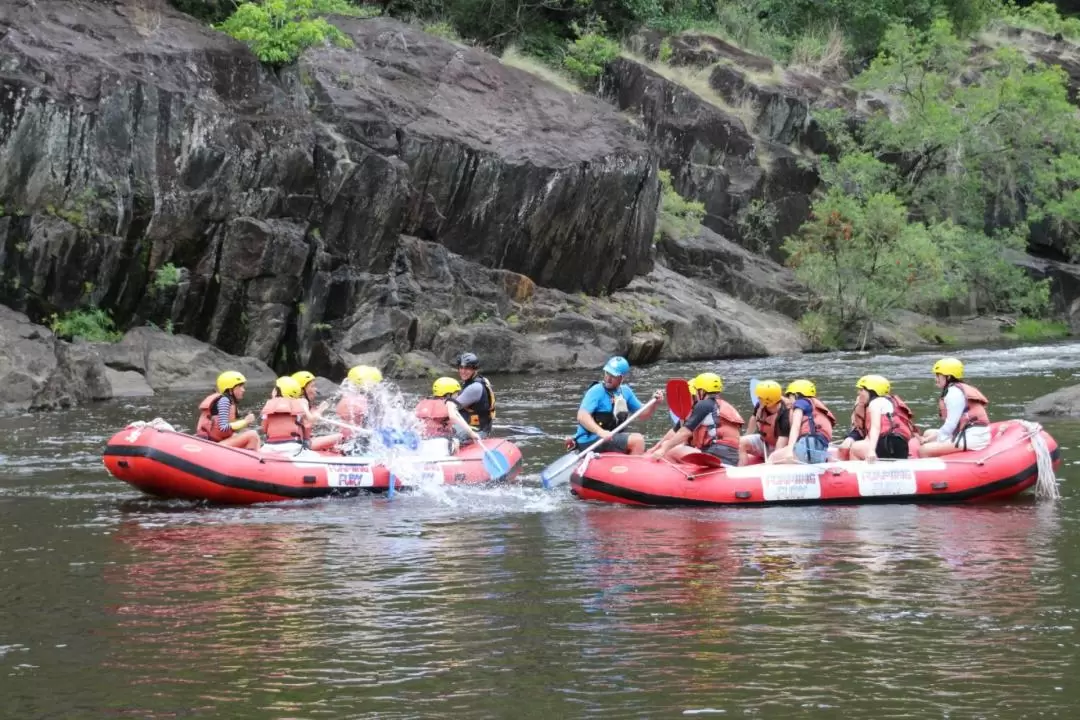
top-left (0, 306), bottom-right (272, 411)
top-left (1026, 383), bottom-right (1080, 417)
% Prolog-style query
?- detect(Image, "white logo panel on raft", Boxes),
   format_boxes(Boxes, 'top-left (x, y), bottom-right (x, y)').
top-left (327, 465), bottom-right (375, 488)
top-left (857, 467), bottom-right (917, 496)
top-left (760, 469), bottom-right (822, 502)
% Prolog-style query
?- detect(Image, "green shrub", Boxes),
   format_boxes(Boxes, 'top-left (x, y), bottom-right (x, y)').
top-left (152, 262), bottom-right (182, 292)
top-left (998, 1), bottom-right (1080, 40)
top-left (797, 311), bottom-right (840, 350)
top-left (1003, 318), bottom-right (1071, 342)
top-left (655, 169), bottom-right (706, 241)
top-left (217, 0), bottom-right (376, 66)
top-left (50, 309), bottom-right (122, 343)
top-left (563, 31), bottom-right (620, 83)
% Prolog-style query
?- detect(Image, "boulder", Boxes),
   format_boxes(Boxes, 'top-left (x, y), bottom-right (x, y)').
top-left (1026, 383), bottom-right (1080, 417)
top-left (598, 55), bottom-right (819, 256)
top-left (0, 304), bottom-right (112, 410)
top-left (0, 3), bottom-right (659, 384)
top-left (658, 226), bottom-right (808, 318)
top-left (99, 327), bottom-right (276, 392)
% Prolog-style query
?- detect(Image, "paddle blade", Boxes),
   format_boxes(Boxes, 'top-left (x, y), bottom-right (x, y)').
top-left (749, 377), bottom-right (760, 409)
top-left (540, 451), bottom-right (579, 489)
top-left (666, 378), bottom-right (694, 421)
top-left (482, 444), bottom-right (512, 480)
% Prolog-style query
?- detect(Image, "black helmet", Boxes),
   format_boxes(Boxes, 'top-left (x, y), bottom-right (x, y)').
top-left (457, 352), bottom-right (480, 369)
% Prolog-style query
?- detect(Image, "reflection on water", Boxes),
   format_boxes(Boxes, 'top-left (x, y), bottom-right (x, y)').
top-left (0, 343), bottom-right (1078, 716)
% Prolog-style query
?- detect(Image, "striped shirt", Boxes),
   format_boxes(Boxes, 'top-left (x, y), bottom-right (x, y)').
top-left (216, 395), bottom-right (234, 433)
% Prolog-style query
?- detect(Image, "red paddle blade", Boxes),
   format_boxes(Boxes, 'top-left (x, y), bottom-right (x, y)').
top-left (680, 451), bottom-right (726, 468)
top-left (666, 378), bottom-right (693, 420)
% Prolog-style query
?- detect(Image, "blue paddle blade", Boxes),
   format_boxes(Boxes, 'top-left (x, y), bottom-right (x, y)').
top-left (482, 446), bottom-right (512, 480)
top-left (750, 377), bottom-right (760, 409)
top-left (541, 451), bottom-right (578, 489)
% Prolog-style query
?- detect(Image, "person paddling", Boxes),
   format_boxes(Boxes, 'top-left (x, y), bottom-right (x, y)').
top-left (194, 371), bottom-right (261, 450)
top-left (290, 370), bottom-right (337, 451)
top-left (737, 380), bottom-right (789, 465)
top-left (446, 352), bottom-right (495, 444)
top-left (260, 376), bottom-right (309, 453)
top-left (573, 356), bottom-right (662, 455)
top-left (846, 375), bottom-right (918, 462)
top-left (768, 379), bottom-right (835, 465)
top-left (415, 376), bottom-right (462, 439)
top-left (650, 372), bottom-right (743, 465)
top-left (919, 357), bottom-right (991, 457)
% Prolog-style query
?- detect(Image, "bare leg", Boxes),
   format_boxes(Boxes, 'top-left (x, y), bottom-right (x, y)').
top-left (310, 433), bottom-right (343, 452)
top-left (919, 440), bottom-right (961, 458)
top-left (626, 433), bottom-right (646, 455)
top-left (221, 430), bottom-right (261, 451)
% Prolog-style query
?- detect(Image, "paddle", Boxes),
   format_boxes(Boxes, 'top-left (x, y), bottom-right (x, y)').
top-left (539, 396), bottom-right (660, 490)
top-left (749, 377), bottom-right (768, 461)
top-left (666, 378), bottom-right (694, 423)
top-left (478, 439), bottom-right (512, 480)
top-left (493, 424), bottom-right (546, 436)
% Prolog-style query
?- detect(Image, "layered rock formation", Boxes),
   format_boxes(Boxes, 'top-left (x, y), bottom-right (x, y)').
top-left (0, 0), bottom-right (808, 388)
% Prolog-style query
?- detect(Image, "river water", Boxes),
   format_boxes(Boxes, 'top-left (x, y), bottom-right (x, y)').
top-left (1, 343), bottom-right (1078, 718)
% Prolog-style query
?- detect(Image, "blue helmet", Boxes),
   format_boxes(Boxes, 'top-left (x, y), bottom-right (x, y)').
top-left (602, 356), bottom-right (630, 377)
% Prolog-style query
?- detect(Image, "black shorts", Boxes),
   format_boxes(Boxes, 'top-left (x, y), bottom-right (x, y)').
top-left (876, 433), bottom-right (910, 459)
top-left (577, 432), bottom-right (632, 454)
top-left (704, 442), bottom-right (740, 466)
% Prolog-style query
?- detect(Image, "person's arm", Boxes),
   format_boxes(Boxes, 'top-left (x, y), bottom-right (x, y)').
top-left (787, 406), bottom-right (804, 446)
top-left (936, 387), bottom-right (966, 441)
top-left (447, 402), bottom-right (479, 439)
top-left (745, 414), bottom-right (759, 434)
top-left (866, 402), bottom-right (883, 460)
top-left (654, 402), bottom-right (708, 456)
top-left (627, 387), bottom-right (663, 420)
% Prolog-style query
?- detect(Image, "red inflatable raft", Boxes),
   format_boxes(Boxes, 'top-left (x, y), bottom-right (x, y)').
top-left (570, 420), bottom-right (1060, 507)
top-left (103, 425), bottom-right (523, 504)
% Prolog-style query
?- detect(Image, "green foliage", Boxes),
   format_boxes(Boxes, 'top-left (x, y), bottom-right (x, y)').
top-left (998, 1), bottom-right (1080, 40)
top-left (423, 20), bottom-right (462, 42)
top-left (736, 198), bottom-right (778, 253)
top-left (658, 37), bottom-right (673, 63)
top-left (797, 311), bottom-right (841, 350)
top-left (788, 19), bottom-right (1060, 336)
top-left (563, 30), bottom-right (620, 83)
top-left (152, 263), bottom-right (182, 292)
top-left (1003, 318), bottom-right (1070, 341)
top-left (785, 190), bottom-right (951, 332)
top-left (655, 169), bottom-right (705, 242)
top-left (50, 309), bottom-right (122, 343)
top-left (217, 0), bottom-right (375, 66)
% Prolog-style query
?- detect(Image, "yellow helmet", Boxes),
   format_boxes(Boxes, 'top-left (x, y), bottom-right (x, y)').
top-left (432, 376), bottom-right (462, 398)
top-left (347, 365), bottom-right (383, 387)
top-left (856, 374), bottom-right (890, 396)
top-left (755, 380), bottom-right (782, 405)
top-left (275, 376), bottom-right (303, 399)
top-left (932, 357), bottom-right (964, 379)
top-left (216, 370), bottom-right (247, 394)
top-left (786, 379), bottom-right (817, 398)
top-left (291, 370), bottom-right (316, 389)
top-left (687, 378), bottom-right (697, 394)
top-left (692, 372), bottom-right (724, 394)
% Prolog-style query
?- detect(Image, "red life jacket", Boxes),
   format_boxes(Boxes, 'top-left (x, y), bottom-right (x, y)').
top-left (690, 397), bottom-right (744, 449)
top-left (797, 397), bottom-right (836, 441)
top-left (755, 403), bottom-right (782, 447)
top-left (195, 393), bottom-right (235, 442)
top-left (937, 382), bottom-right (989, 435)
top-left (414, 397), bottom-right (453, 438)
top-left (854, 394), bottom-right (916, 441)
top-left (260, 397), bottom-right (309, 444)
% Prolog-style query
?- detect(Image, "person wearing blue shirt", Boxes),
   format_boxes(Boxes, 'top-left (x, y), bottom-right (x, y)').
top-left (573, 356), bottom-right (663, 455)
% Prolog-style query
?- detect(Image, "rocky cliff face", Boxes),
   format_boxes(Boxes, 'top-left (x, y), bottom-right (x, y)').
top-left (0, 0), bottom-right (809, 384)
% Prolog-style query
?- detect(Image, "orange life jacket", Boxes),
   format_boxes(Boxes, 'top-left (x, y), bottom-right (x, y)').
top-left (261, 397), bottom-right (309, 444)
top-left (937, 382), bottom-right (989, 435)
top-left (414, 397), bottom-right (453, 438)
top-left (690, 397), bottom-right (744, 449)
top-left (195, 392), bottom-right (235, 442)
top-left (854, 394), bottom-right (916, 441)
top-left (755, 403), bottom-right (782, 447)
top-left (797, 397), bottom-right (835, 441)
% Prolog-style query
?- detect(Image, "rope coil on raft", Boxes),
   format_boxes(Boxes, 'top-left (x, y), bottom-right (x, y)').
top-left (1017, 420), bottom-right (1060, 501)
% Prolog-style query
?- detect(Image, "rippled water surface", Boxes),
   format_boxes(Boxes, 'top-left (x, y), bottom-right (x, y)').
top-left (2, 344), bottom-right (1080, 717)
